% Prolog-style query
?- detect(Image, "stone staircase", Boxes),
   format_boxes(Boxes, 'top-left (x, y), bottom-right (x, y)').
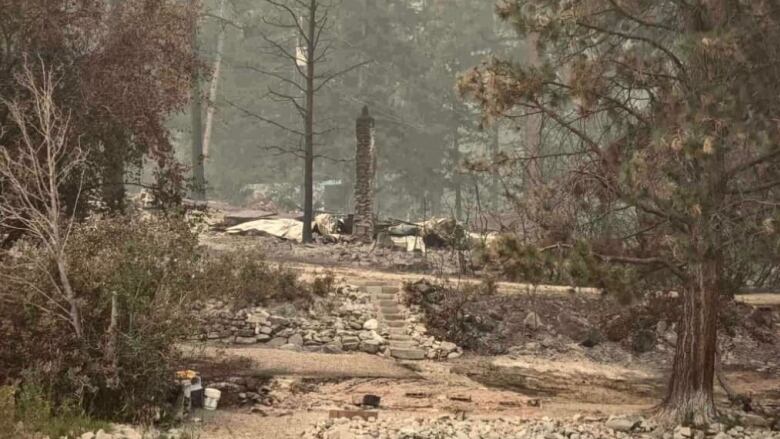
top-left (362, 284), bottom-right (426, 360)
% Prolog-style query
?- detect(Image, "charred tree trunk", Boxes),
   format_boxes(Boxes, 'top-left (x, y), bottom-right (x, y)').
top-left (354, 106), bottom-right (375, 242)
top-left (302, 0), bottom-right (317, 244)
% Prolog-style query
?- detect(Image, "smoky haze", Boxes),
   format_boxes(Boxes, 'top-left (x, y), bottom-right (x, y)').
top-left (177, 0), bottom-right (527, 222)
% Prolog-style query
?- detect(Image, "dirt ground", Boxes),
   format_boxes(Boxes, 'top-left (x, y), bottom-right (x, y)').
top-left (188, 346), bottom-right (779, 438)
top-left (187, 235), bottom-right (780, 438)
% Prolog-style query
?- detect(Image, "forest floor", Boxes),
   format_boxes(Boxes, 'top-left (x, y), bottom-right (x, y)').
top-left (187, 234), bottom-right (780, 438)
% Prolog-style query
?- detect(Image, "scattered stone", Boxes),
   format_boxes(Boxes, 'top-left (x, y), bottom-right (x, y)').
top-left (267, 337), bottom-right (288, 348)
top-left (605, 416), bottom-right (638, 432)
top-left (742, 412), bottom-right (770, 427)
top-left (328, 409), bottom-right (378, 421)
top-left (523, 312), bottom-right (542, 330)
top-left (363, 319), bottom-right (379, 330)
top-left (674, 425), bottom-right (692, 439)
top-left (447, 351), bottom-right (463, 360)
top-left (579, 328), bottom-right (604, 348)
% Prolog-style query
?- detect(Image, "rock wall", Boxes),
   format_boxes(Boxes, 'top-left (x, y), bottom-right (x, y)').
top-left (191, 285), bottom-right (389, 355)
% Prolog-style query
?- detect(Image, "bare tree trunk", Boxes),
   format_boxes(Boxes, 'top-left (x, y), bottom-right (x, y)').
top-left (57, 256), bottom-right (83, 339)
top-left (202, 0), bottom-right (227, 160)
top-left (452, 122), bottom-right (462, 221)
top-left (0, 62), bottom-right (86, 341)
top-left (660, 256), bottom-right (719, 424)
top-left (103, 290), bottom-right (119, 387)
top-left (190, 0), bottom-right (205, 201)
top-left (490, 123), bottom-right (500, 210)
top-left (302, 0), bottom-right (317, 243)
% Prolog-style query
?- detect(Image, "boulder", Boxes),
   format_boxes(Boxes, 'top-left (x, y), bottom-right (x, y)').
top-left (267, 337), bottom-right (288, 348)
top-left (359, 340), bottom-right (381, 354)
top-left (288, 333), bottom-right (304, 346)
top-left (440, 341), bottom-right (458, 353)
top-left (247, 312), bottom-right (269, 324)
top-left (269, 315), bottom-right (290, 327)
top-left (341, 336), bottom-right (360, 350)
top-left (363, 319), bottom-right (379, 330)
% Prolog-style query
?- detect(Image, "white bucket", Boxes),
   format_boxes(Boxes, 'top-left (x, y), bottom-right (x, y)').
top-left (203, 388), bottom-right (221, 411)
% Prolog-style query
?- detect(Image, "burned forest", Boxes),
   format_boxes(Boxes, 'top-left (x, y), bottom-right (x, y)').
top-left (1, 1), bottom-right (779, 438)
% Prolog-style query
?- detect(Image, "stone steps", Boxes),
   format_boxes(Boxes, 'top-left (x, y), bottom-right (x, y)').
top-left (389, 341), bottom-right (418, 350)
top-left (390, 347), bottom-right (426, 360)
top-left (381, 312), bottom-right (404, 321)
top-left (363, 283), bottom-right (426, 361)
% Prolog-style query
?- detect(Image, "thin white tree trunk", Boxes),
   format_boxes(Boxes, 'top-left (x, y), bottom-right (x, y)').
top-left (202, 0), bottom-right (227, 159)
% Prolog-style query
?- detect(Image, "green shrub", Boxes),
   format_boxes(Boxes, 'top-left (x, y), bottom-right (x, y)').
top-left (0, 385), bottom-right (19, 439)
top-left (10, 374), bottom-right (109, 439)
top-left (1, 213), bottom-right (335, 425)
top-left (194, 247), bottom-right (329, 308)
top-left (0, 214), bottom-right (200, 423)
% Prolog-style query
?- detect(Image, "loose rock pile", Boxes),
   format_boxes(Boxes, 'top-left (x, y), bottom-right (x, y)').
top-left (404, 321), bottom-right (463, 360)
top-left (193, 285), bottom-right (389, 355)
top-left (302, 415), bottom-right (780, 439)
top-left (78, 424), bottom-right (190, 439)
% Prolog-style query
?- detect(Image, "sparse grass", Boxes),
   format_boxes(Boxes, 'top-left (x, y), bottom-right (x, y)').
top-left (3, 381), bottom-right (110, 439)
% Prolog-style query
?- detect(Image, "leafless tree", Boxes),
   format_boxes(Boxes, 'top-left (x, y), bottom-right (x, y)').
top-left (0, 61), bottom-right (87, 339)
top-left (251, 0), bottom-right (367, 242)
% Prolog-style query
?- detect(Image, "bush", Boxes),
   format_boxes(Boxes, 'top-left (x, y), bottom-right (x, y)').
top-left (194, 247), bottom-right (331, 309)
top-left (404, 279), bottom-right (497, 352)
top-left (0, 385), bottom-right (19, 439)
top-left (14, 375), bottom-right (109, 439)
top-left (0, 214), bottom-right (200, 423)
top-left (0, 213), bottom-right (332, 425)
